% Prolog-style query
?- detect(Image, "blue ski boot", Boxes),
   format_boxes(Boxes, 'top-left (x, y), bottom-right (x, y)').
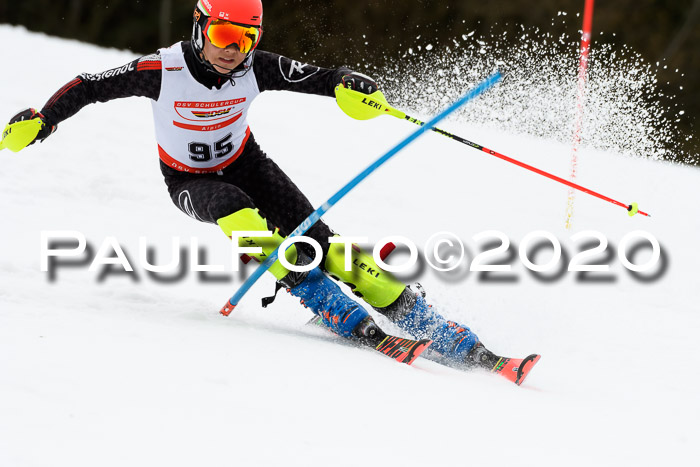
top-left (280, 262), bottom-right (379, 339)
top-left (377, 286), bottom-right (487, 367)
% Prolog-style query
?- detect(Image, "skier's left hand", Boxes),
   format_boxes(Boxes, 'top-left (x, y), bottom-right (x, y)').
top-left (340, 72), bottom-right (379, 95)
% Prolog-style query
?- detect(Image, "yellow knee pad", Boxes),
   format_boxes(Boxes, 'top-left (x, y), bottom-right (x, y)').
top-left (217, 208), bottom-right (297, 280)
top-left (324, 239), bottom-right (405, 308)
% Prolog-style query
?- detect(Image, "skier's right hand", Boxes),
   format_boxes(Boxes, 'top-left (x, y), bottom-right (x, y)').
top-left (0, 108), bottom-right (57, 152)
top-left (340, 72), bottom-right (379, 95)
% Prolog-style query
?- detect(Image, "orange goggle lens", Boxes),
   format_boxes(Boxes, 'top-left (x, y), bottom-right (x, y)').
top-left (205, 20), bottom-right (260, 53)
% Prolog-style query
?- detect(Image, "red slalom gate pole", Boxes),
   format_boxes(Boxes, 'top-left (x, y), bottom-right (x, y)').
top-left (399, 115), bottom-right (650, 218)
top-left (565, 0), bottom-right (596, 228)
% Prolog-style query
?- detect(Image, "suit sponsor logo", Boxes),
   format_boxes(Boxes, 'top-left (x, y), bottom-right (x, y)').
top-left (178, 190), bottom-right (204, 221)
top-left (83, 62), bottom-right (135, 81)
top-left (279, 57), bottom-right (320, 83)
top-left (165, 66), bottom-right (183, 71)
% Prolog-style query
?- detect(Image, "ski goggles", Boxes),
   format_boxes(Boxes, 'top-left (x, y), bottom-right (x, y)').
top-left (204, 19), bottom-right (261, 53)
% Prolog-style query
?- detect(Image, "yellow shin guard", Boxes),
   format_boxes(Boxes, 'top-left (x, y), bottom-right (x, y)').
top-left (324, 239), bottom-right (405, 308)
top-left (217, 208), bottom-right (297, 280)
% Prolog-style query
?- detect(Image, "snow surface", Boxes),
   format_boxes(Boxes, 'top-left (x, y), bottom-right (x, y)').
top-left (1, 25), bottom-right (699, 467)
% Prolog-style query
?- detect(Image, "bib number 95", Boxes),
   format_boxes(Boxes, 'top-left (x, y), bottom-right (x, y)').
top-left (188, 133), bottom-right (233, 162)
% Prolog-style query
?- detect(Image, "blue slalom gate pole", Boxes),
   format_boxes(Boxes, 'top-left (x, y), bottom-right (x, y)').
top-left (220, 71), bottom-right (502, 316)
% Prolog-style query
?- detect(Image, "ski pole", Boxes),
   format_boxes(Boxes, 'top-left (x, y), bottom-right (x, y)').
top-left (336, 86), bottom-right (650, 218)
top-left (220, 71), bottom-right (502, 316)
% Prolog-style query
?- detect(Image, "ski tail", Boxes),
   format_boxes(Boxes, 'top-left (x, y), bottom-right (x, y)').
top-left (491, 354), bottom-right (541, 386)
top-left (374, 336), bottom-right (433, 365)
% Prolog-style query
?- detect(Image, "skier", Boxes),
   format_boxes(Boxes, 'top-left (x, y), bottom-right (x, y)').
top-left (1, 0), bottom-right (538, 383)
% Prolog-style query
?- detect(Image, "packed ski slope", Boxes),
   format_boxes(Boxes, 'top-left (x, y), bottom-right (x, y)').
top-left (1, 26), bottom-right (699, 467)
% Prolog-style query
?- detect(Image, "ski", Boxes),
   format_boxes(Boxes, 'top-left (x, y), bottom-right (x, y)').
top-left (306, 315), bottom-right (432, 365)
top-left (490, 354), bottom-right (541, 386)
top-left (373, 335), bottom-right (433, 365)
top-left (306, 315), bottom-right (539, 378)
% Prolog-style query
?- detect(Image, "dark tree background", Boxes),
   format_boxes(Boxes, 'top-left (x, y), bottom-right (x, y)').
top-left (1, 0), bottom-right (698, 161)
